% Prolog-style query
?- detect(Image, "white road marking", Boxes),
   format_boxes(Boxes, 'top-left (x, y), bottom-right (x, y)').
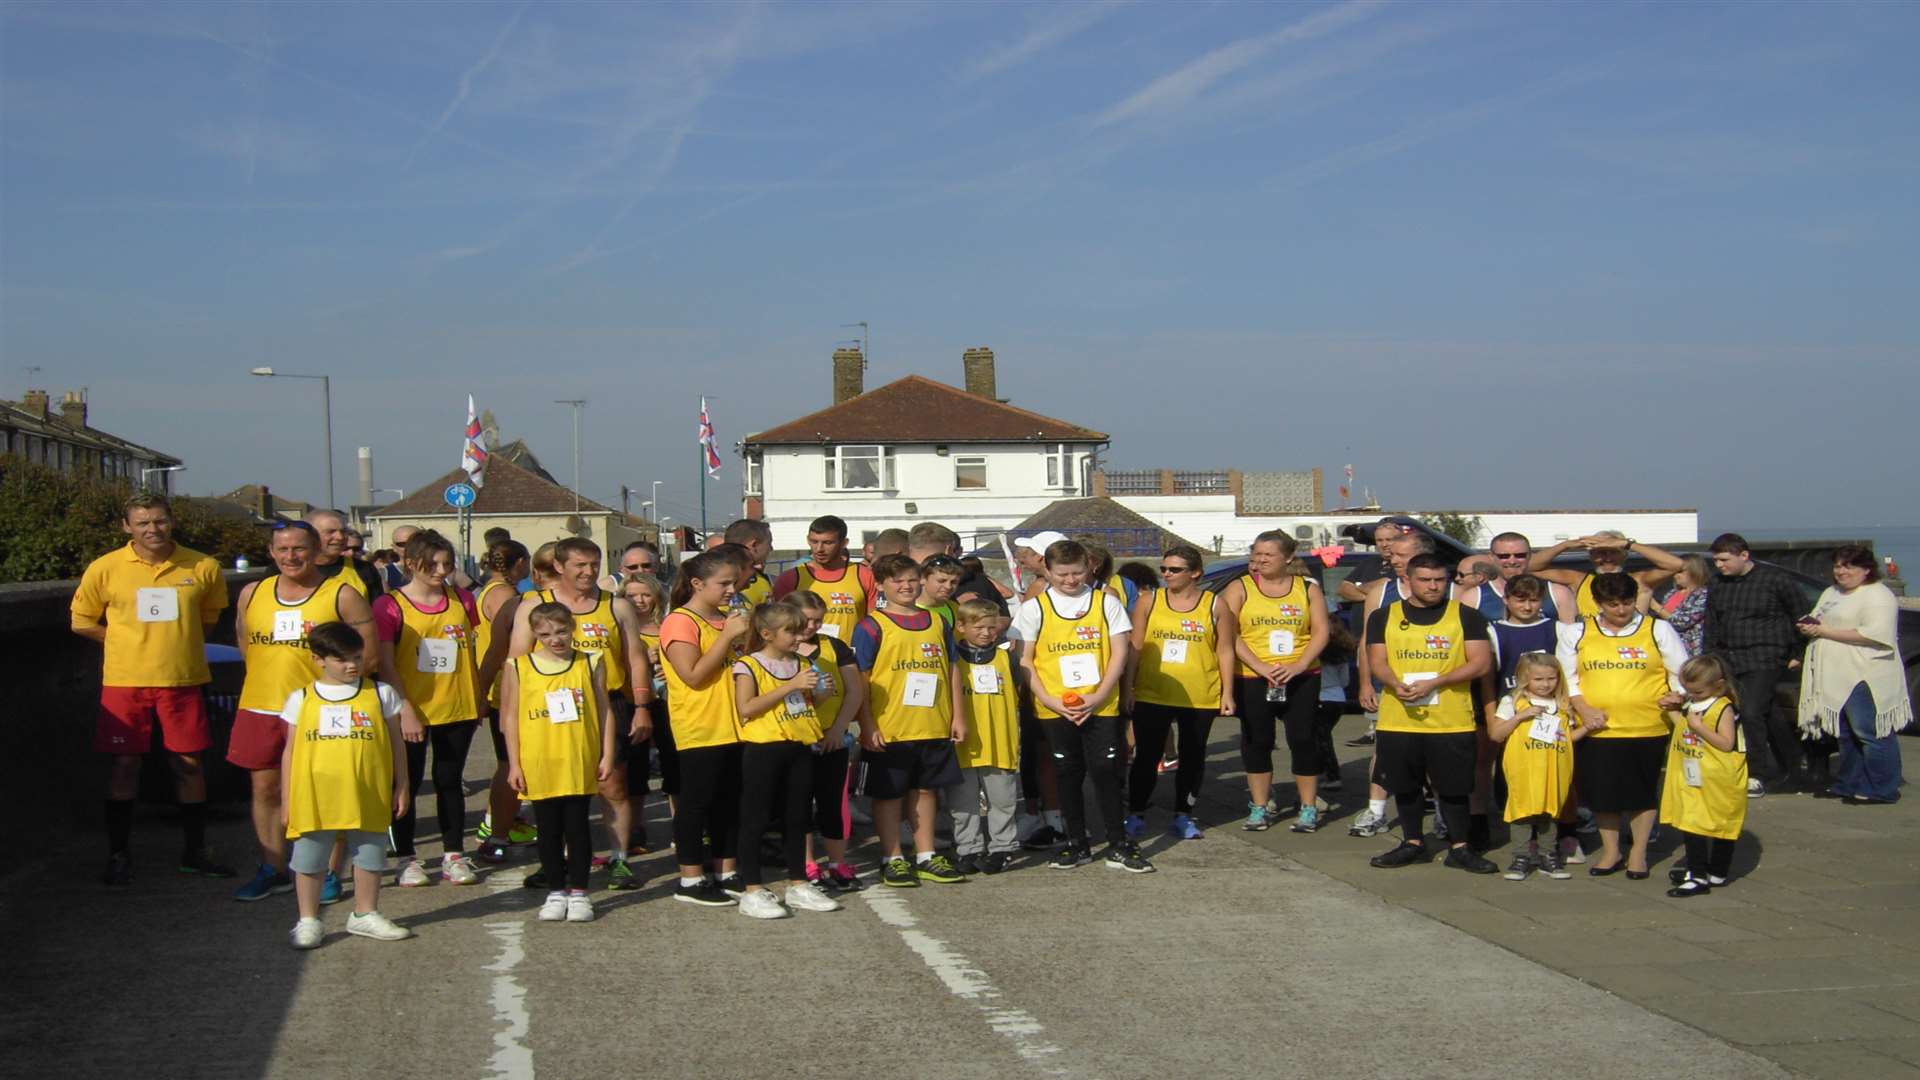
top-left (861, 890), bottom-right (1072, 1076)
top-left (481, 920), bottom-right (535, 1079)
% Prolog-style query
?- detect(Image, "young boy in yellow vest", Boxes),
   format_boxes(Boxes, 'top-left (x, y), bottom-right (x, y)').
top-left (947, 599), bottom-right (1022, 875)
top-left (279, 623), bottom-right (414, 949)
top-left (854, 554), bottom-right (968, 888)
top-left (1014, 540), bottom-right (1153, 873)
top-left (917, 555), bottom-right (964, 629)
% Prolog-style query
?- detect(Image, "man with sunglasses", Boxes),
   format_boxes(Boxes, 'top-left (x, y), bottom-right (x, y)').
top-left (1482, 534), bottom-right (1576, 624)
top-left (600, 540), bottom-right (665, 593)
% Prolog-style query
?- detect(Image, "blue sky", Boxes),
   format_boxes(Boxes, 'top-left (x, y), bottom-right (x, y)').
top-left (3, 0), bottom-right (1915, 529)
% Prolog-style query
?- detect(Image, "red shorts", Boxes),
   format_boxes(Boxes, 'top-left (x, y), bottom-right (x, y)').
top-left (95, 686), bottom-right (210, 755)
top-left (226, 708), bottom-right (290, 770)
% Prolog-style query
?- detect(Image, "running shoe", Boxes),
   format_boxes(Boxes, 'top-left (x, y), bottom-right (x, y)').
top-left (1157, 757), bottom-right (1179, 774)
top-left (234, 864), bottom-right (294, 902)
top-left (785, 882), bottom-right (843, 912)
top-left (827, 863), bottom-right (865, 891)
top-left (1348, 809), bottom-right (1388, 838)
top-left (1541, 847), bottom-right (1571, 880)
top-left (979, 852), bottom-right (1011, 875)
top-left (396, 858), bottom-right (431, 888)
top-left (1370, 841), bottom-right (1434, 869)
top-left (289, 917), bottom-right (324, 950)
top-left (1049, 845), bottom-right (1092, 869)
top-left (1443, 847), bottom-right (1499, 875)
top-left (1504, 846), bottom-right (1536, 881)
top-left (102, 852), bottom-right (133, 889)
top-left (346, 911), bottom-right (411, 940)
top-left (475, 840), bottom-right (509, 865)
top-left (1170, 814), bottom-right (1204, 840)
top-left (507, 820), bottom-right (538, 845)
top-left (1242, 803), bottom-right (1272, 832)
top-left (954, 853), bottom-right (983, 876)
top-left (916, 854), bottom-right (965, 884)
top-left (178, 850), bottom-right (236, 879)
top-left (672, 879), bottom-right (735, 907)
top-left (566, 894), bottom-right (596, 922)
top-left (1103, 842), bottom-right (1155, 874)
top-left (1747, 778), bottom-right (1767, 799)
top-left (1345, 732), bottom-right (1375, 747)
top-left (1123, 814), bottom-right (1148, 841)
top-left (441, 854), bottom-right (479, 885)
top-left (1021, 825), bottom-right (1064, 851)
top-left (521, 869), bottom-right (550, 890)
top-left (607, 859), bottom-right (639, 891)
top-left (738, 890), bottom-right (790, 920)
top-left (881, 857), bottom-right (919, 888)
top-left (538, 892), bottom-right (568, 921)
top-left (1289, 807), bottom-right (1321, 834)
top-left (716, 874), bottom-right (747, 899)
top-left (1559, 835), bottom-right (1586, 865)
top-left (319, 870), bottom-right (344, 905)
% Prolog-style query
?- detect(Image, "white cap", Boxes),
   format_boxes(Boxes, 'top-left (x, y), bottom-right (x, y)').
top-left (1013, 530), bottom-right (1068, 552)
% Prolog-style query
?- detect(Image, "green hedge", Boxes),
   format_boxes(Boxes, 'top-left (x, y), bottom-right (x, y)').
top-left (0, 456), bottom-right (272, 583)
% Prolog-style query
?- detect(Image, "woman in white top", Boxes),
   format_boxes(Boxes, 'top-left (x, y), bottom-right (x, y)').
top-left (1797, 546), bottom-right (1909, 804)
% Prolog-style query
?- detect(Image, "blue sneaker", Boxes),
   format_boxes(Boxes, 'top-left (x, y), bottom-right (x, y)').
top-left (319, 870), bottom-right (344, 906)
top-left (1123, 814), bottom-right (1148, 840)
top-left (1170, 814), bottom-right (1204, 840)
top-left (1241, 803), bottom-right (1271, 832)
top-left (233, 864), bottom-right (293, 902)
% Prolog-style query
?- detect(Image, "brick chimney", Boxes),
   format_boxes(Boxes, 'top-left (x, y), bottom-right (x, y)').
top-left (58, 390), bottom-right (88, 429)
top-left (21, 389), bottom-right (49, 420)
top-left (963, 346), bottom-right (997, 401)
top-left (832, 347), bottom-right (865, 405)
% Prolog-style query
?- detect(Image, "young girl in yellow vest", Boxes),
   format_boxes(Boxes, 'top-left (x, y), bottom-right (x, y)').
top-left (730, 600), bottom-right (845, 919)
top-left (789, 590), bottom-right (867, 892)
top-left (947, 599), bottom-right (1023, 874)
top-left (1663, 655), bottom-right (1748, 898)
top-left (502, 602), bottom-right (617, 923)
top-left (279, 623), bottom-right (413, 950)
top-left (1488, 652), bottom-right (1586, 881)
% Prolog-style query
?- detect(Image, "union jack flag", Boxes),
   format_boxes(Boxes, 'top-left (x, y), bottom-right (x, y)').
top-left (1617, 646), bottom-right (1648, 660)
top-left (462, 395), bottom-right (488, 489)
top-left (1076, 626), bottom-right (1102, 641)
top-left (1425, 634), bottom-right (1452, 650)
top-left (920, 642), bottom-right (942, 658)
top-left (698, 397), bottom-right (722, 477)
top-left (442, 624), bottom-right (468, 642)
top-left (829, 592), bottom-right (854, 606)
top-left (1179, 620), bottom-right (1204, 634)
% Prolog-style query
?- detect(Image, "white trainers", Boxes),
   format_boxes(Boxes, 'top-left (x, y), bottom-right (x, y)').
top-left (784, 882), bottom-right (842, 913)
top-left (289, 917), bottom-right (324, 950)
top-left (538, 892), bottom-right (568, 922)
top-left (737, 889), bottom-right (791, 920)
top-left (346, 911), bottom-right (411, 941)
top-left (396, 858), bottom-right (431, 888)
top-left (1559, 835), bottom-right (1586, 865)
top-left (566, 894), bottom-right (596, 923)
top-left (442, 854), bottom-right (479, 885)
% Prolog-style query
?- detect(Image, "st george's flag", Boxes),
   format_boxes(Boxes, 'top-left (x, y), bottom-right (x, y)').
top-left (698, 397), bottom-right (722, 477)
top-left (462, 395), bottom-right (488, 489)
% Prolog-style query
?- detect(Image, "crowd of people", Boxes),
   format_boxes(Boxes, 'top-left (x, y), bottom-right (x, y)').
top-left (70, 495), bottom-right (1909, 948)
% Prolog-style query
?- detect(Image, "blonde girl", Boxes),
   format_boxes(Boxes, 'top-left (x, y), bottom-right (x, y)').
top-left (1662, 656), bottom-right (1746, 898)
top-left (1488, 652), bottom-right (1587, 881)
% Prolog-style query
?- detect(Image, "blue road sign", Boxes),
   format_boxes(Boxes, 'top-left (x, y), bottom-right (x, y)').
top-left (443, 482), bottom-right (477, 509)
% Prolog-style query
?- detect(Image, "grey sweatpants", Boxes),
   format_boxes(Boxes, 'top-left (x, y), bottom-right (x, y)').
top-left (946, 766), bottom-right (1021, 855)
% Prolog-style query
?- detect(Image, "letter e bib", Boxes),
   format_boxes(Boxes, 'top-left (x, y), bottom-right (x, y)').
top-left (137, 587), bottom-right (179, 623)
top-left (416, 638), bottom-right (457, 674)
top-left (901, 672), bottom-right (939, 708)
top-left (1267, 630), bottom-right (1295, 657)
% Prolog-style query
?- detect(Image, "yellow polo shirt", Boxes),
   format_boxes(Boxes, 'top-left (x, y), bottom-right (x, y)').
top-left (71, 542), bottom-right (227, 687)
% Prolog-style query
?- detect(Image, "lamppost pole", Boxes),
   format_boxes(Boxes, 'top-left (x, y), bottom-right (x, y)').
top-left (249, 367), bottom-right (336, 508)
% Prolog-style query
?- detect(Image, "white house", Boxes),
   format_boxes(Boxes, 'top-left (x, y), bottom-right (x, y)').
top-left (740, 348), bottom-right (1109, 549)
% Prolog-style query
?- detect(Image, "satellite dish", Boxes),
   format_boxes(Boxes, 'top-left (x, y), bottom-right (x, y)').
top-left (565, 514), bottom-right (587, 535)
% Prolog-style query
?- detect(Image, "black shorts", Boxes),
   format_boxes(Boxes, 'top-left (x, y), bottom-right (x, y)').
top-left (1372, 729), bottom-right (1477, 797)
top-left (1574, 735), bottom-right (1666, 813)
top-left (859, 738), bottom-right (962, 801)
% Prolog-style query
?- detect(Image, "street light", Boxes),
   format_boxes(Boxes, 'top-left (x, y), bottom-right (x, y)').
top-left (141, 464), bottom-right (186, 492)
top-left (250, 367), bottom-right (335, 509)
top-left (651, 480), bottom-right (662, 519)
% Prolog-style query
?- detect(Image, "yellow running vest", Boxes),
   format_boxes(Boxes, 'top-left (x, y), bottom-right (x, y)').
top-left (1660, 697), bottom-right (1746, 840)
top-left (739, 571), bottom-right (773, 609)
top-left (660, 608), bottom-right (740, 750)
top-left (793, 564), bottom-right (868, 642)
top-left (539, 588), bottom-right (627, 694)
top-left (1136, 589), bottom-right (1221, 709)
top-left (391, 587), bottom-right (478, 726)
top-left (1575, 575), bottom-right (1599, 618)
top-left (867, 611), bottom-right (955, 741)
top-left (475, 579), bottom-right (514, 710)
top-left (1499, 695), bottom-right (1574, 822)
top-left (1574, 615), bottom-right (1668, 738)
top-left (238, 573), bottom-right (351, 713)
top-left (1031, 591), bottom-right (1120, 721)
top-left (957, 648), bottom-right (1019, 770)
top-left (512, 652), bottom-right (603, 800)
top-left (284, 679), bottom-right (393, 836)
top-left (1235, 574), bottom-right (1316, 677)
top-left (737, 654), bottom-right (826, 745)
top-left (1377, 600), bottom-right (1476, 734)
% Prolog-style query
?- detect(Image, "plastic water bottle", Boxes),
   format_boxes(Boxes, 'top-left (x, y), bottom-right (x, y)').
top-left (811, 658), bottom-right (834, 698)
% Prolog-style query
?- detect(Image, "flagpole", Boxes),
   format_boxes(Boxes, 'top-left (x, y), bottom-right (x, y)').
top-left (699, 436), bottom-right (708, 539)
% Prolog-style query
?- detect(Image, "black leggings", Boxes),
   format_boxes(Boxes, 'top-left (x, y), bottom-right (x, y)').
top-left (812, 746), bottom-right (849, 840)
top-left (532, 795), bottom-right (593, 891)
top-left (394, 719), bottom-right (479, 857)
top-left (1128, 704), bottom-right (1215, 813)
top-left (1395, 790), bottom-right (1470, 846)
top-left (1235, 675), bottom-right (1324, 777)
top-left (671, 744), bottom-right (741, 868)
top-left (1682, 832), bottom-right (1737, 880)
top-left (1315, 701), bottom-right (1342, 778)
top-left (1041, 715), bottom-right (1126, 847)
top-left (737, 741), bottom-right (814, 886)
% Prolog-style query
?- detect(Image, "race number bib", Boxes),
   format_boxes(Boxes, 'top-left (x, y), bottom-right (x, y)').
top-left (900, 672), bottom-right (939, 708)
top-left (136, 587), bottom-right (180, 623)
top-left (272, 610), bottom-right (305, 642)
top-left (970, 665), bottom-right (1001, 694)
top-left (416, 638), bottom-right (458, 674)
top-left (1058, 653), bottom-right (1100, 688)
top-left (784, 691), bottom-right (808, 713)
top-left (1160, 640), bottom-right (1189, 665)
top-left (1267, 630), bottom-right (1296, 658)
top-left (817, 624), bottom-right (841, 639)
top-left (1682, 757), bottom-right (1704, 788)
top-left (318, 703), bottom-right (352, 738)
top-left (545, 689), bottom-right (579, 723)
top-left (1403, 672), bottom-right (1439, 707)
top-left (1528, 714), bottom-right (1561, 744)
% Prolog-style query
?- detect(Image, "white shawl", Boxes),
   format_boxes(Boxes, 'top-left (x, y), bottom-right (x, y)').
top-left (1798, 582), bottom-right (1911, 738)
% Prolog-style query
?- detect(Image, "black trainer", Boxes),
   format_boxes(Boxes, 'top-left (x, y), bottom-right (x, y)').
top-left (102, 852), bottom-right (133, 888)
top-left (521, 869), bottom-right (550, 890)
top-left (1021, 825), bottom-right (1064, 851)
top-left (1049, 844), bottom-right (1090, 869)
top-left (979, 852), bottom-right (1010, 875)
top-left (1104, 842), bottom-right (1155, 874)
top-left (1369, 840), bottom-right (1434, 869)
top-left (1443, 846), bottom-right (1499, 875)
top-left (880, 856), bottom-right (919, 888)
top-left (715, 874), bottom-right (746, 899)
top-left (954, 853), bottom-right (984, 876)
top-left (672, 879), bottom-right (735, 907)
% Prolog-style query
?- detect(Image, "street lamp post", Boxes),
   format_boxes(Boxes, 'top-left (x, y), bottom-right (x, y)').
top-left (650, 481), bottom-right (662, 520)
top-left (250, 367), bottom-right (335, 509)
top-left (555, 399), bottom-right (586, 512)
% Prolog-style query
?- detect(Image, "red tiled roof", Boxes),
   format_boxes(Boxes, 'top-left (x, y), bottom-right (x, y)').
top-left (744, 376), bottom-right (1107, 446)
top-left (369, 455), bottom-right (610, 518)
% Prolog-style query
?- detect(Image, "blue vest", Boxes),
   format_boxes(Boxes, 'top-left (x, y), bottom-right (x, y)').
top-left (1491, 618), bottom-right (1558, 692)
top-left (1472, 582), bottom-right (1505, 622)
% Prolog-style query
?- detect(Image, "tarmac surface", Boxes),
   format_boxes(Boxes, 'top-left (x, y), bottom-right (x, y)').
top-left (6, 722), bottom-right (1916, 1079)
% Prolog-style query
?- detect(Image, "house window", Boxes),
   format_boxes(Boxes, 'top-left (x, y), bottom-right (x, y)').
top-left (743, 451), bottom-right (763, 497)
top-left (954, 455), bottom-right (987, 490)
top-left (823, 445), bottom-right (893, 491)
top-left (1044, 445), bottom-right (1078, 493)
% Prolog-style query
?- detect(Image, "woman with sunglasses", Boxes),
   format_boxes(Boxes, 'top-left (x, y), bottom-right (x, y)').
top-left (1126, 546), bottom-right (1220, 840)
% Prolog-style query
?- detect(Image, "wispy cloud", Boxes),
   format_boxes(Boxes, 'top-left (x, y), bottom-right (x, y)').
top-left (182, 119), bottom-right (331, 175)
top-left (961, 2), bottom-right (1125, 82)
top-left (1092, 0), bottom-right (1383, 128)
top-left (404, 1), bottom-right (530, 171)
